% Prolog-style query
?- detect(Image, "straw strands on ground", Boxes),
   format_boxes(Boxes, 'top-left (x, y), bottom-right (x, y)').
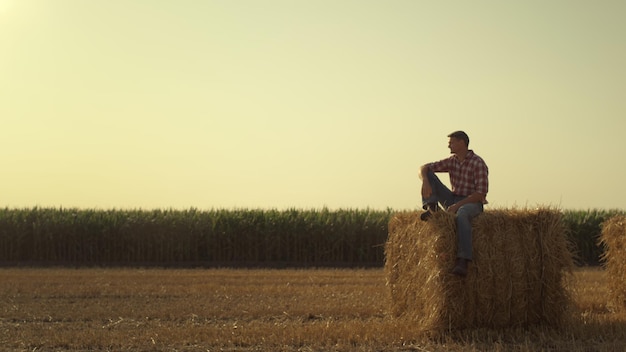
top-left (599, 215), bottom-right (626, 312)
top-left (384, 208), bottom-right (575, 333)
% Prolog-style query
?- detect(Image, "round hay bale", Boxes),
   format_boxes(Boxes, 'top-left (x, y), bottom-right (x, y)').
top-left (384, 208), bottom-right (574, 332)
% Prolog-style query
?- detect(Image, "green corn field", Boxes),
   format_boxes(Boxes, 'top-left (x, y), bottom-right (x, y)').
top-left (562, 208), bottom-right (625, 265)
top-left (0, 207), bottom-right (621, 267)
top-left (0, 207), bottom-right (392, 267)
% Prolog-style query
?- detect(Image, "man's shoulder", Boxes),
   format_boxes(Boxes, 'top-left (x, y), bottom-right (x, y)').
top-left (467, 150), bottom-right (480, 158)
top-left (468, 150), bottom-right (488, 165)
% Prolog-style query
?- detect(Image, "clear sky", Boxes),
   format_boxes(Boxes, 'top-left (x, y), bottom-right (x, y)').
top-left (1, 0), bottom-right (625, 210)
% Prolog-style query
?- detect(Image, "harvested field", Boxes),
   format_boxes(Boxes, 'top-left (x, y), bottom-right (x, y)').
top-left (0, 268), bottom-right (625, 351)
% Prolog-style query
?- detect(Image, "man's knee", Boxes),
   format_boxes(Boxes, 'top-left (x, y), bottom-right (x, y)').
top-left (456, 204), bottom-right (483, 219)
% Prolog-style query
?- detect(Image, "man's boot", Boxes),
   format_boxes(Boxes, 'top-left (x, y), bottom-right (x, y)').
top-left (420, 203), bottom-right (440, 221)
top-left (451, 258), bottom-right (469, 277)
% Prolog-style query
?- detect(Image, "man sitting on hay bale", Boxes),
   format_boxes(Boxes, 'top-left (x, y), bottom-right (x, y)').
top-left (419, 130), bottom-right (489, 277)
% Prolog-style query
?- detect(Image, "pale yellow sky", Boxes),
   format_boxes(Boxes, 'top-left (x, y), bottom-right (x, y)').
top-left (1, 0), bottom-right (625, 210)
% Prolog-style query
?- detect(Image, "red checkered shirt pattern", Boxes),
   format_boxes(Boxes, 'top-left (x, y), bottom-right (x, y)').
top-left (430, 150), bottom-right (489, 202)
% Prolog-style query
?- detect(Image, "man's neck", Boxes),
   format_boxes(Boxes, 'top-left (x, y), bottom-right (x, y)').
top-left (455, 149), bottom-right (469, 161)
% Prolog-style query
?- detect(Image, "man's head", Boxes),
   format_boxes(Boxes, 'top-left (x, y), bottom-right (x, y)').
top-left (447, 131), bottom-right (469, 154)
top-left (448, 131), bottom-right (469, 146)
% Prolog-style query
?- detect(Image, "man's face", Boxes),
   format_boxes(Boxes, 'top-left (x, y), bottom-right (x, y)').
top-left (448, 137), bottom-right (465, 154)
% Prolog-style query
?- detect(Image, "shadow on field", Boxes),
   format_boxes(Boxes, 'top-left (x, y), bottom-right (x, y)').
top-left (435, 314), bottom-right (626, 351)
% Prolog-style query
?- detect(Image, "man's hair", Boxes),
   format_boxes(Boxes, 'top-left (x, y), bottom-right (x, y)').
top-left (448, 131), bottom-right (470, 146)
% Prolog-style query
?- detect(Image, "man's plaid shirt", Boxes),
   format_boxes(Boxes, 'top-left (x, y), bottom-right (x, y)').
top-left (430, 150), bottom-right (489, 203)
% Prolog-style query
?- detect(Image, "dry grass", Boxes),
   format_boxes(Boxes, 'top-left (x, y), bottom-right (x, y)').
top-left (0, 268), bottom-right (625, 351)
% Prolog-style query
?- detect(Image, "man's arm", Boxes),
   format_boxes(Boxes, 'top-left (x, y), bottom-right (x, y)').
top-left (447, 192), bottom-right (485, 213)
top-left (419, 163), bottom-right (431, 180)
top-left (420, 164), bottom-right (433, 198)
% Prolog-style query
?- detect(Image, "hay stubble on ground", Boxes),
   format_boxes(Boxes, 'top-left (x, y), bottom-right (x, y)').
top-left (0, 268), bottom-right (625, 351)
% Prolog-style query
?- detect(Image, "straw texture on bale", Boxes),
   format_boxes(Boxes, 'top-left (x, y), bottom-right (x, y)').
top-left (599, 215), bottom-right (626, 311)
top-left (385, 208), bottom-right (574, 332)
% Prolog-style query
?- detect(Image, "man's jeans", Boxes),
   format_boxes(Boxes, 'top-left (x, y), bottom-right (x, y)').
top-left (422, 170), bottom-right (483, 260)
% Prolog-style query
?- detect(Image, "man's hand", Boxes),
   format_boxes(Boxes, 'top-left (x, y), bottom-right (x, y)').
top-left (447, 192), bottom-right (485, 214)
top-left (421, 183), bottom-right (432, 199)
top-left (447, 203), bottom-right (460, 214)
